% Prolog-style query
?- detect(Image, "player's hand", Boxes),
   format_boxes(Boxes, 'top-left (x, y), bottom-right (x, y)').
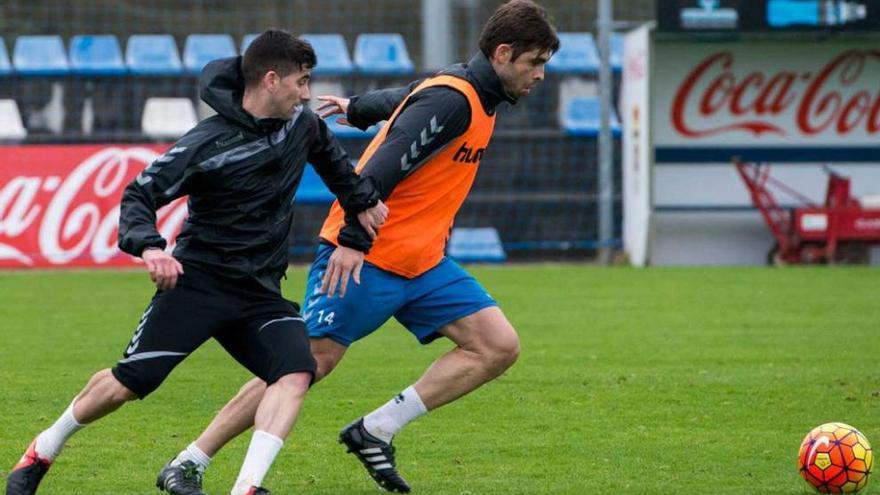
top-left (321, 246), bottom-right (364, 298)
top-left (316, 95), bottom-right (352, 126)
top-left (358, 200), bottom-right (389, 240)
top-left (141, 248), bottom-right (184, 291)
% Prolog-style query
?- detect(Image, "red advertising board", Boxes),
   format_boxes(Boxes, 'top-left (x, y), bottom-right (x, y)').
top-left (0, 145), bottom-right (187, 269)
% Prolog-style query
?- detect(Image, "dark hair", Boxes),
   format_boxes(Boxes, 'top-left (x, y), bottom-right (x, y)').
top-left (478, 0), bottom-right (560, 62)
top-left (241, 29), bottom-right (317, 88)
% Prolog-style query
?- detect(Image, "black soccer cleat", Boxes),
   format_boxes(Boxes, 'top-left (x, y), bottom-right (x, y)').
top-left (6, 439), bottom-right (52, 495)
top-left (338, 418), bottom-right (411, 493)
top-left (156, 460), bottom-right (206, 495)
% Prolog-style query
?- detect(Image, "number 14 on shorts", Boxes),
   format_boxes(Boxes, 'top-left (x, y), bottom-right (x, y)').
top-left (318, 310), bottom-right (335, 325)
top-left (307, 309), bottom-right (334, 326)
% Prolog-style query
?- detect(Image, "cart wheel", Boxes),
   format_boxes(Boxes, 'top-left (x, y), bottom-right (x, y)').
top-left (801, 243), bottom-right (828, 264)
top-left (834, 242), bottom-right (870, 265)
top-left (766, 243), bottom-right (787, 266)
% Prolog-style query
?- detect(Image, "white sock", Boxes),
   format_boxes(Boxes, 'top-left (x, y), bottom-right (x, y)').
top-left (231, 430), bottom-right (284, 495)
top-left (34, 400), bottom-right (86, 461)
top-left (363, 386), bottom-right (428, 444)
top-left (171, 442), bottom-right (212, 473)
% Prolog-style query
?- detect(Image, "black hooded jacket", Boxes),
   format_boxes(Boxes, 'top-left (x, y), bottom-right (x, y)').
top-left (118, 56), bottom-right (378, 291)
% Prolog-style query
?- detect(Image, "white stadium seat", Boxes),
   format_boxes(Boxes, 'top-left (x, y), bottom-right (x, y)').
top-left (0, 99), bottom-right (28, 140)
top-left (141, 97), bottom-right (198, 140)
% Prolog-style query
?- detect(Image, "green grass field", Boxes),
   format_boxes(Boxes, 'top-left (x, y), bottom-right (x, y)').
top-left (1, 266), bottom-right (878, 494)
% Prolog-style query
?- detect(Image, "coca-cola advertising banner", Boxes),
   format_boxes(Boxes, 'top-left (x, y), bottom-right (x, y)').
top-left (0, 145), bottom-right (187, 269)
top-left (653, 41), bottom-right (880, 162)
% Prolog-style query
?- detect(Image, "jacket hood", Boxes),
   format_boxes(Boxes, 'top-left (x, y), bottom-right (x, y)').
top-left (199, 56), bottom-right (289, 132)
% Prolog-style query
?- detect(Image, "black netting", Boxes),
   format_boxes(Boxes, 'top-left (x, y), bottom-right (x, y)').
top-left (0, 0), bottom-right (650, 259)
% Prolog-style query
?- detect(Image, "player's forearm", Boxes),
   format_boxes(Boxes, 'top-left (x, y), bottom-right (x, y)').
top-left (337, 218), bottom-right (374, 254)
top-left (346, 80), bottom-right (422, 129)
top-left (118, 188), bottom-right (166, 257)
top-left (120, 228), bottom-right (167, 257)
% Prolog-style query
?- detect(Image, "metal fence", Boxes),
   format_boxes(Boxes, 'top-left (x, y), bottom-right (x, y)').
top-left (0, 0), bottom-right (656, 260)
top-left (1, 1), bottom-right (656, 66)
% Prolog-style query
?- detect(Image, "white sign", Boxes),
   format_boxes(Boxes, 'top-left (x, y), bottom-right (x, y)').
top-left (622, 25), bottom-right (653, 267)
top-left (653, 41), bottom-right (880, 148)
top-left (800, 213), bottom-right (828, 232)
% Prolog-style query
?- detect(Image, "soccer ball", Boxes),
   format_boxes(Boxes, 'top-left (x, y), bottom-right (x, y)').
top-left (799, 422), bottom-right (874, 493)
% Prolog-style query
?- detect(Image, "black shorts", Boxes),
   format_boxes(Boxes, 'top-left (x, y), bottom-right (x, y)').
top-left (111, 263), bottom-right (315, 398)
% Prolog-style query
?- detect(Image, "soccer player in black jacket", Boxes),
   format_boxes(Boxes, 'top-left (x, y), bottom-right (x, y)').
top-left (5, 30), bottom-right (387, 495)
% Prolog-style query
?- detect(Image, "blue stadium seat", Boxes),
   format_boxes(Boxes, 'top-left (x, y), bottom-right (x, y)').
top-left (240, 34), bottom-right (258, 54)
top-left (69, 35), bottom-right (126, 75)
top-left (13, 35), bottom-right (70, 75)
top-left (0, 39), bottom-right (11, 75)
top-left (546, 32), bottom-right (599, 74)
top-left (300, 34), bottom-right (353, 76)
top-left (562, 97), bottom-right (621, 137)
top-left (126, 35), bottom-right (182, 75)
top-left (295, 164), bottom-right (335, 204)
top-left (183, 34), bottom-right (237, 74)
top-left (610, 33), bottom-right (624, 73)
top-left (325, 113), bottom-right (380, 138)
top-left (448, 228), bottom-right (506, 263)
top-left (354, 33), bottom-right (414, 75)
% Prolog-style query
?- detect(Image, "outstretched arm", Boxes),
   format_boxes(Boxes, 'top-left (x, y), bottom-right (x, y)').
top-left (341, 79), bottom-right (424, 129)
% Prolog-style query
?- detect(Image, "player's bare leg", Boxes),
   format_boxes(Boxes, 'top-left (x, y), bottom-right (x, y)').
top-left (340, 306), bottom-right (520, 493)
top-left (6, 369), bottom-right (137, 495)
top-left (184, 338), bottom-right (348, 457)
top-left (158, 338), bottom-right (348, 494)
top-left (195, 378), bottom-right (267, 457)
top-left (412, 306), bottom-right (520, 409)
top-left (229, 371), bottom-right (310, 495)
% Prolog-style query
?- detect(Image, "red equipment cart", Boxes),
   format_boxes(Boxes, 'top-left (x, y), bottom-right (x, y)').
top-left (734, 159), bottom-right (880, 265)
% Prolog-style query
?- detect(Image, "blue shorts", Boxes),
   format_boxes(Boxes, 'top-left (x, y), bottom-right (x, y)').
top-left (303, 243), bottom-right (498, 346)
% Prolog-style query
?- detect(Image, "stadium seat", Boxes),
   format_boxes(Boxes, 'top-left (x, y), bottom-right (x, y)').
top-left (325, 113), bottom-right (381, 138)
top-left (308, 80), bottom-right (345, 114)
top-left (13, 35), bottom-right (70, 75)
top-left (0, 39), bottom-right (11, 75)
top-left (610, 33), bottom-right (624, 73)
top-left (300, 34), bottom-right (353, 75)
top-left (546, 32), bottom-right (599, 74)
top-left (69, 35), bottom-right (126, 75)
top-left (353, 33), bottom-right (414, 75)
top-left (295, 164), bottom-right (335, 204)
top-left (561, 96), bottom-right (621, 137)
top-left (126, 35), bottom-right (183, 75)
top-left (141, 97), bottom-right (197, 139)
top-left (448, 227), bottom-right (507, 263)
top-left (197, 99), bottom-right (217, 121)
top-left (240, 33), bottom-right (258, 54)
top-left (308, 80), bottom-right (380, 138)
top-left (309, 80), bottom-right (379, 139)
top-left (0, 99), bottom-right (27, 140)
top-left (183, 34), bottom-right (237, 74)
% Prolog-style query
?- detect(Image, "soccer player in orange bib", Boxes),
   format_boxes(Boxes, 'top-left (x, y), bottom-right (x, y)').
top-left (157, 1), bottom-right (559, 493)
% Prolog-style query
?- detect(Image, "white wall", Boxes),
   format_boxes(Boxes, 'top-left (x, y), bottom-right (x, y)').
top-left (631, 35), bottom-right (880, 266)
